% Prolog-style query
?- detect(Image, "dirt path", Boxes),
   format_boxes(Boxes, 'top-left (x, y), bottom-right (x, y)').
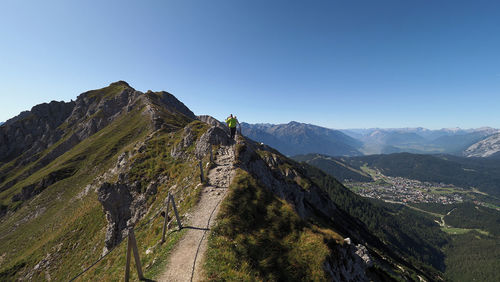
top-left (158, 145), bottom-right (235, 282)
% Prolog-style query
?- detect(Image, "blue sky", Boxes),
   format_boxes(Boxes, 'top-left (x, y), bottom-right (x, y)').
top-left (1, 0), bottom-right (499, 129)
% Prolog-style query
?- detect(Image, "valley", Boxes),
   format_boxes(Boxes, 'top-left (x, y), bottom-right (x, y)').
top-left (294, 153), bottom-right (500, 281)
top-left (344, 165), bottom-right (499, 208)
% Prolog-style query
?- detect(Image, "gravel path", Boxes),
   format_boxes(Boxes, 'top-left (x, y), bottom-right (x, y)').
top-left (158, 145), bottom-right (235, 282)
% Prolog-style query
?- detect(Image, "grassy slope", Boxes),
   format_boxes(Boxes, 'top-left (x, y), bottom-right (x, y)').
top-left (74, 120), bottom-right (210, 281)
top-left (0, 85), bottom-right (211, 280)
top-left (204, 168), bottom-right (341, 281)
top-left (0, 105), bottom-right (150, 280)
top-left (0, 83), bottom-right (130, 192)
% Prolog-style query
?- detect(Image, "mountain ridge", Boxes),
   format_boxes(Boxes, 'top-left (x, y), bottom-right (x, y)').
top-left (241, 121), bottom-right (363, 157)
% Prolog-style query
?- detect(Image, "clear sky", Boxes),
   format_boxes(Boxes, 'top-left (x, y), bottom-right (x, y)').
top-left (1, 0), bottom-right (499, 129)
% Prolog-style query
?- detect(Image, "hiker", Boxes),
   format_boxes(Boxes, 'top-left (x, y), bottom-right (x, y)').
top-left (225, 114), bottom-right (239, 139)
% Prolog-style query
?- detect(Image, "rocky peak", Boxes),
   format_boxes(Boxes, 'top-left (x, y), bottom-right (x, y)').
top-left (0, 82), bottom-right (197, 202)
top-left (145, 90), bottom-right (195, 120)
top-left (109, 80), bottom-right (131, 87)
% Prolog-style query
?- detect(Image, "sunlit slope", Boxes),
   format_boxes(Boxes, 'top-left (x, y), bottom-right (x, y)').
top-left (0, 82), bottom-right (207, 280)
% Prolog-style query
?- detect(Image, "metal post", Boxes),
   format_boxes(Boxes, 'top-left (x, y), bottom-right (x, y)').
top-left (161, 193), bottom-right (171, 243)
top-left (170, 194), bottom-right (183, 230)
top-left (199, 161), bottom-right (204, 183)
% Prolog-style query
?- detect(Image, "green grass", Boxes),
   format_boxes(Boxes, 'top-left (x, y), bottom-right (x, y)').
top-left (204, 169), bottom-right (341, 281)
top-left (441, 227), bottom-right (474, 235)
top-left (84, 83), bottom-right (130, 100)
top-left (0, 93), bottom-right (211, 281)
top-left (0, 106), bottom-right (153, 280)
top-left (71, 120), bottom-right (209, 281)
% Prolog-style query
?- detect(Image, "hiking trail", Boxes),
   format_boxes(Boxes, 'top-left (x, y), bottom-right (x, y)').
top-left (158, 144), bottom-right (235, 281)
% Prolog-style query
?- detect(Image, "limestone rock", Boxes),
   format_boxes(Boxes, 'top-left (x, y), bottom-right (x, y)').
top-left (464, 132), bottom-right (500, 158)
top-left (198, 115), bottom-right (229, 133)
top-left (171, 126), bottom-right (195, 159)
top-left (97, 182), bottom-right (133, 252)
top-left (237, 139), bottom-right (337, 219)
top-left (324, 242), bottom-right (373, 282)
top-left (195, 126), bottom-right (231, 159)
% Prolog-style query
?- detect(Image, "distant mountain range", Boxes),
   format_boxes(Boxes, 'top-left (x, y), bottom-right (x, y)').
top-left (241, 122), bottom-right (500, 158)
top-left (341, 127), bottom-right (499, 155)
top-left (240, 121), bottom-right (363, 157)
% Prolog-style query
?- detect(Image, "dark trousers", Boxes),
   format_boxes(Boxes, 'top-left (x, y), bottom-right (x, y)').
top-left (230, 127), bottom-right (236, 139)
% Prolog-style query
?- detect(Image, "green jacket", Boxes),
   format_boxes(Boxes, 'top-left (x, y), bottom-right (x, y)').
top-left (226, 117), bottom-right (238, 128)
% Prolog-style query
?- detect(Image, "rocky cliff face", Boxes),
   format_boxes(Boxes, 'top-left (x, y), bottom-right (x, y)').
top-left (0, 82), bottom-right (196, 200)
top-left (464, 132), bottom-right (500, 158)
top-left (0, 100), bottom-right (75, 163)
top-left (0, 81), bottom-right (195, 165)
top-left (237, 140), bottom-right (337, 220)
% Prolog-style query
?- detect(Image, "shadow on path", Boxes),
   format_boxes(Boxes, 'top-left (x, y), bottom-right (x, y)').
top-left (182, 225), bottom-right (210, 231)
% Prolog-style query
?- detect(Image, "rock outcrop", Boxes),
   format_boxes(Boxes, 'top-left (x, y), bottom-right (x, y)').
top-left (197, 115), bottom-right (229, 133)
top-left (97, 181), bottom-right (134, 252)
top-left (237, 139), bottom-right (337, 219)
top-left (464, 132), bottom-right (500, 158)
top-left (194, 126), bottom-right (231, 159)
top-left (324, 241), bottom-right (373, 282)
